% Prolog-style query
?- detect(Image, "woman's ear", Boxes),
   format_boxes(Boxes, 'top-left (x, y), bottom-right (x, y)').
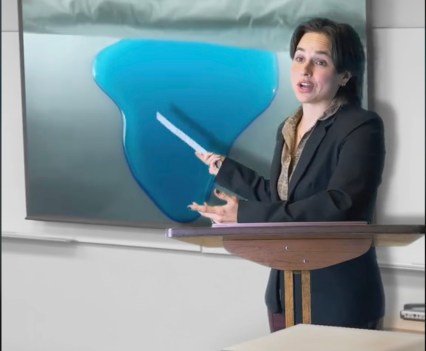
top-left (340, 71), bottom-right (352, 87)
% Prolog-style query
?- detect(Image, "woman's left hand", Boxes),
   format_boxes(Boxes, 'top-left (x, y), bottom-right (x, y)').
top-left (188, 189), bottom-right (238, 224)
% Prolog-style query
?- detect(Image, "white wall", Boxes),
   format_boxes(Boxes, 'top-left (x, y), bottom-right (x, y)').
top-left (2, 1), bottom-right (425, 350)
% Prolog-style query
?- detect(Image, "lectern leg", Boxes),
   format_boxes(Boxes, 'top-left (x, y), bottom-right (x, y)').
top-left (301, 270), bottom-right (311, 324)
top-left (284, 270), bottom-right (312, 327)
top-left (284, 270), bottom-right (295, 327)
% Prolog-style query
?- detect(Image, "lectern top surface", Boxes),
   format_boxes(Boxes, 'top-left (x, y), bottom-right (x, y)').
top-left (167, 222), bottom-right (425, 239)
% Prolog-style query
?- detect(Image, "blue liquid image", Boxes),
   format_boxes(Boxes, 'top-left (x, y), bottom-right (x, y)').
top-left (93, 40), bottom-right (278, 223)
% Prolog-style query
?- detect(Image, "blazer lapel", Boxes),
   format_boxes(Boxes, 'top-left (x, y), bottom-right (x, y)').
top-left (288, 122), bottom-right (328, 198)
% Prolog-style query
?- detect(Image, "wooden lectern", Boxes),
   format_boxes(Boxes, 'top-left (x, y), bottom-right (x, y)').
top-left (167, 222), bottom-right (424, 327)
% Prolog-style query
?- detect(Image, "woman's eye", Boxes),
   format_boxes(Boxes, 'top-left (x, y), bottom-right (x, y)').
top-left (294, 56), bottom-right (304, 62)
top-left (315, 60), bottom-right (327, 66)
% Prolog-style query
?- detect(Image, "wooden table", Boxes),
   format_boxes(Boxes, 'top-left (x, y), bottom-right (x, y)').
top-left (222, 323), bottom-right (425, 351)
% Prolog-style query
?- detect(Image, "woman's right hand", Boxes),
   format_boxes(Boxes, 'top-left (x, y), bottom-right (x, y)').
top-left (195, 152), bottom-right (225, 175)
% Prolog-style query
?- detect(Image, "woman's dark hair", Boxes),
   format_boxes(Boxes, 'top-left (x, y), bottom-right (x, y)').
top-left (290, 17), bottom-right (365, 106)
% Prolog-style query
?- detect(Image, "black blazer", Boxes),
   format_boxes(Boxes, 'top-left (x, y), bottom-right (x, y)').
top-left (216, 104), bottom-right (386, 327)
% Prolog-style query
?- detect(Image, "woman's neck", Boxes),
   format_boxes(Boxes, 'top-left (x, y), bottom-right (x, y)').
top-left (301, 101), bottom-right (332, 124)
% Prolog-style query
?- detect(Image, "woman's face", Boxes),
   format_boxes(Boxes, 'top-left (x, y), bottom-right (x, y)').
top-left (291, 32), bottom-right (348, 106)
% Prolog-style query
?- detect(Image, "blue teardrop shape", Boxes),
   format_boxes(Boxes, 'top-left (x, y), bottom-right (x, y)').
top-left (93, 40), bottom-right (278, 222)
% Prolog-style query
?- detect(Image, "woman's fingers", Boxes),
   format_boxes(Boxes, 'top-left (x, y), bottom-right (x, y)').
top-left (195, 151), bottom-right (211, 164)
top-left (214, 189), bottom-right (237, 203)
top-left (195, 152), bottom-right (216, 164)
top-left (188, 191), bottom-right (235, 211)
top-left (195, 152), bottom-right (224, 175)
top-left (198, 211), bottom-right (222, 223)
top-left (213, 189), bottom-right (227, 200)
top-left (189, 202), bottom-right (221, 221)
top-left (188, 190), bottom-right (238, 224)
top-left (188, 202), bottom-right (208, 212)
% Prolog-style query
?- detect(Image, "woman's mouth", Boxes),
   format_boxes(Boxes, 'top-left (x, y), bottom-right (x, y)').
top-left (297, 81), bottom-right (314, 92)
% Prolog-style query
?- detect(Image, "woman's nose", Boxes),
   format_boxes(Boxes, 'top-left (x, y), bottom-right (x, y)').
top-left (302, 62), bottom-right (313, 76)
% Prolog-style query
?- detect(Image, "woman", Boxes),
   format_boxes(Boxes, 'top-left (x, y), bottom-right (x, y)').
top-left (189, 17), bottom-right (385, 331)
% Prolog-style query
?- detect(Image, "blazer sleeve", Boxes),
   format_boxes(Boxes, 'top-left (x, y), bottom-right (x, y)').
top-left (215, 121), bottom-right (284, 202)
top-left (215, 157), bottom-right (273, 201)
top-left (219, 113), bottom-right (385, 223)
